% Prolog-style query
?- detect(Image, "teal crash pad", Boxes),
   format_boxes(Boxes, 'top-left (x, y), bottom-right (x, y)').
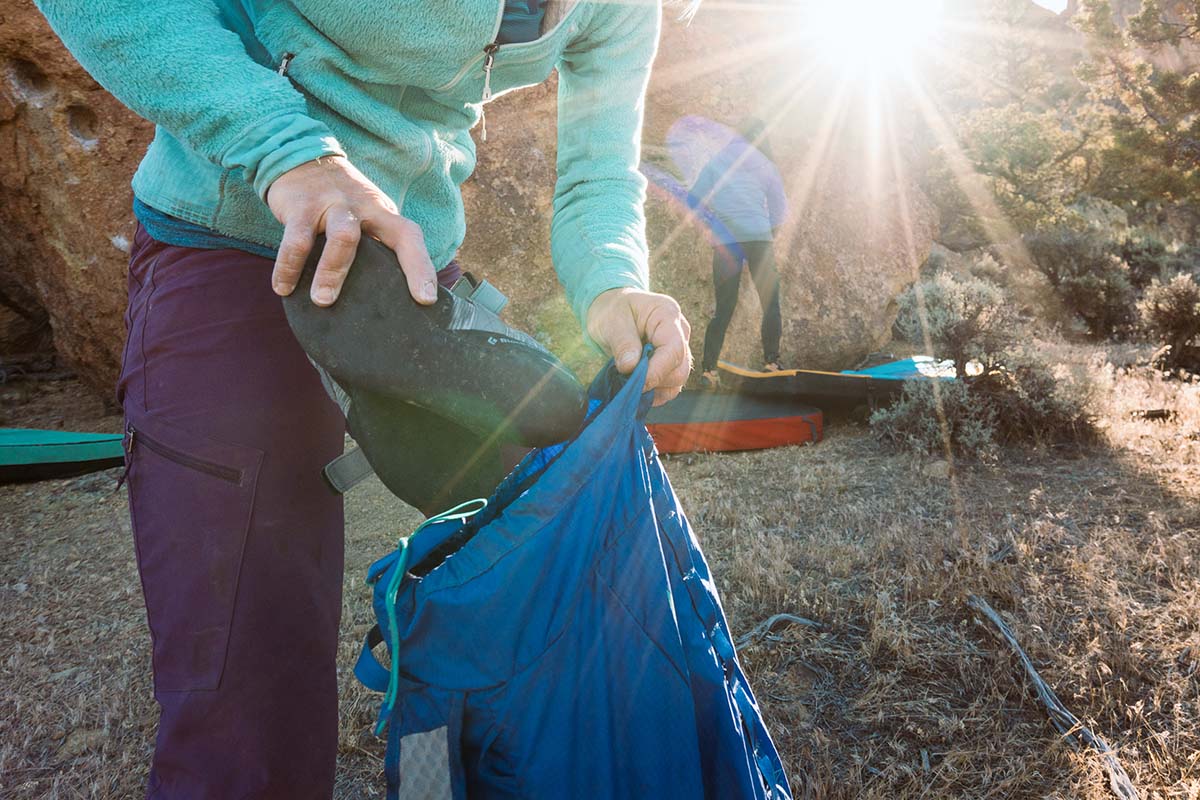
top-left (841, 356), bottom-right (957, 381)
top-left (0, 428), bottom-right (125, 483)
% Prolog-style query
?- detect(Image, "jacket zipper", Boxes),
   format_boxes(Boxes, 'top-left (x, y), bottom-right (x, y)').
top-left (434, 0), bottom-right (585, 139)
top-left (434, 0), bottom-right (583, 95)
top-left (122, 423), bottom-right (243, 484)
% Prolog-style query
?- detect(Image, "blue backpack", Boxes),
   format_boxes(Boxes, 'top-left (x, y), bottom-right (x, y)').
top-left (355, 353), bottom-right (793, 799)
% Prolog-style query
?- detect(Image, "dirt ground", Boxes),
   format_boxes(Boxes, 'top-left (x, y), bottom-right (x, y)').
top-left (2, 346), bottom-right (1198, 799)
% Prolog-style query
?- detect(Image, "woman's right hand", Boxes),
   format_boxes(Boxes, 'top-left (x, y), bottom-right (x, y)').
top-left (266, 156), bottom-right (438, 307)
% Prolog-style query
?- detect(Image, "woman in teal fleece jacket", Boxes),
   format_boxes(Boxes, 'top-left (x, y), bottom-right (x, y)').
top-left (36, 1), bottom-right (692, 797)
top-left (37, 0), bottom-right (689, 383)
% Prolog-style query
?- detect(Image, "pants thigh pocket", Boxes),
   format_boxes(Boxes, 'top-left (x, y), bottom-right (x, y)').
top-left (125, 406), bottom-right (263, 692)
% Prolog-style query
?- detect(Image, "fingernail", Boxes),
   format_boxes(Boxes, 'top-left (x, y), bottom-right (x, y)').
top-left (618, 351), bottom-right (639, 369)
top-left (421, 280), bottom-right (437, 303)
top-left (315, 287), bottom-right (336, 305)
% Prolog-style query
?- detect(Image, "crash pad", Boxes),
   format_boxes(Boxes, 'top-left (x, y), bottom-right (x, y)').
top-left (0, 428), bottom-right (125, 483)
top-left (842, 356), bottom-right (957, 381)
top-left (646, 391), bottom-right (822, 454)
top-left (717, 357), bottom-right (954, 411)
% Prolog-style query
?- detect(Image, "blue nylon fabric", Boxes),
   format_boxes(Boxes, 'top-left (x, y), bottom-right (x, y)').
top-left (359, 350), bottom-right (792, 799)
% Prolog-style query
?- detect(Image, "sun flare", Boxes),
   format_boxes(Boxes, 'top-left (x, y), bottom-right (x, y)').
top-left (803, 0), bottom-right (946, 76)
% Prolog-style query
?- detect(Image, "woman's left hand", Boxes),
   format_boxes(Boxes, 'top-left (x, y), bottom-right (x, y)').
top-left (586, 288), bottom-right (692, 406)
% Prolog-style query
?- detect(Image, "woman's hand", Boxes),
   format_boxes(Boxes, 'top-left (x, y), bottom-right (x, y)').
top-left (266, 156), bottom-right (438, 307)
top-left (586, 288), bottom-right (692, 406)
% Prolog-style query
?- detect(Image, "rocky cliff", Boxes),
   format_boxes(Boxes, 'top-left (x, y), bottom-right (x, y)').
top-left (1, 2), bottom-right (153, 395)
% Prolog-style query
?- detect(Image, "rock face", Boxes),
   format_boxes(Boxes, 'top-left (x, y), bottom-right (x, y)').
top-left (1, 1), bottom-right (152, 396)
top-left (4, 1), bottom-right (935, 394)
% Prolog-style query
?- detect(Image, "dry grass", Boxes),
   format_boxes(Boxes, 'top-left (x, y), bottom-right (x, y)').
top-left (1, 342), bottom-right (1198, 799)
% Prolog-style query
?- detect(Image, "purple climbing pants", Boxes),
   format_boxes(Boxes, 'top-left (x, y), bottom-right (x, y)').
top-left (118, 226), bottom-right (462, 798)
top-left (118, 227), bottom-right (346, 798)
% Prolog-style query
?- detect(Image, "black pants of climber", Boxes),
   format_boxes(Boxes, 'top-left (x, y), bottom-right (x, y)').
top-left (701, 240), bottom-right (782, 372)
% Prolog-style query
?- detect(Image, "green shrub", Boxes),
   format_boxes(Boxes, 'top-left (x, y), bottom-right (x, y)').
top-left (1023, 228), bottom-right (1137, 339)
top-left (969, 351), bottom-right (1098, 447)
top-left (878, 272), bottom-right (1097, 456)
top-left (920, 247), bottom-right (949, 278)
top-left (1119, 230), bottom-right (1200, 290)
top-left (966, 252), bottom-right (1006, 286)
top-left (870, 379), bottom-right (998, 459)
top-left (1120, 231), bottom-right (1173, 290)
top-left (1139, 273), bottom-right (1200, 371)
top-left (894, 272), bottom-right (1017, 378)
top-left (870, 356), bottom-right (1097, 458)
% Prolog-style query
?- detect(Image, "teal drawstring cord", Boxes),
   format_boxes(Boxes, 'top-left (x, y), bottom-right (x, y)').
top-left (377, 497), bottom-right (488, 735)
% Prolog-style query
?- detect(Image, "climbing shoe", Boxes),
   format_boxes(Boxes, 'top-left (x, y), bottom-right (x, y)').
top-left (283, 235), bottom-right (586, 512)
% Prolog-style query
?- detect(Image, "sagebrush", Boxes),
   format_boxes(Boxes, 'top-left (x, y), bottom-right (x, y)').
top-left (870, 378), bottom-right (997, 458)
top-left (870, 357), bottom-right (1096, 458)
top-left (1139, 272), bottom-right (1200, 371)
top-left (894, 272), bottom-right (1016, 378)
top-left (879, 272), bottom-right (1097, 456)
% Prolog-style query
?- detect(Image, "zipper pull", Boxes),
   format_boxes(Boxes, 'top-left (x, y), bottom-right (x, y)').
top-left (480, 43), bottom-right (499, 142)
top-left (482, 43), bottom-right (498, 102)
top-left (277, 52), bottom-right (295, 77)
top-left (115, 423), bottom-right (135, 492)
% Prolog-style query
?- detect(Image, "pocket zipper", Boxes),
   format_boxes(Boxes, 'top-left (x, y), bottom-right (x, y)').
top-left (123, 423), bottom-right (243, 484)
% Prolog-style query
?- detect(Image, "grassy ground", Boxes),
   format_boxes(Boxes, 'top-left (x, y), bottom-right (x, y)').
top-left (1, 344), bottom-right (1197, 799)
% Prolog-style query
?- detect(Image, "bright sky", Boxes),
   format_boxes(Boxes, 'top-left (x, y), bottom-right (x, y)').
top-left (803, 0), bottom-right (1070, 81)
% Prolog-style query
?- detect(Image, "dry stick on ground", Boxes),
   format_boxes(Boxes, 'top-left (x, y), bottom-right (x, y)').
top-left (736, 613), bottom-right (826, 649)
top-left (966, 594), bottom-right (1140, 800)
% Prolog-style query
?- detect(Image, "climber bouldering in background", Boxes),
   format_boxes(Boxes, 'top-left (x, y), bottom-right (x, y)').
top-left (644, 115), bottom-right (790, 390)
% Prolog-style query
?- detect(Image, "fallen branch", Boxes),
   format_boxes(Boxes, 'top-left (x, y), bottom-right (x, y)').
top-left (1130, 409), bottom-right (1174, 422)
top-left (966, 594), bottom-right (1139, 800)
top-left (736, 613), bottom-right (826, 649)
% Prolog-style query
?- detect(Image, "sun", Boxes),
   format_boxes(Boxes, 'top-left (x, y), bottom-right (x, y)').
top-left (803, 0), bottom-right (947, 76)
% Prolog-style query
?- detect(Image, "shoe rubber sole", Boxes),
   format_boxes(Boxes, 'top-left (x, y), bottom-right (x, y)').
top-left (283, 236), bottom-right (587, 448)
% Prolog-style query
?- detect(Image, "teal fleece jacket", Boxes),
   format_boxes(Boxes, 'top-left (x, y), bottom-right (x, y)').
top-left (35, 0), bottom-right (660, 327)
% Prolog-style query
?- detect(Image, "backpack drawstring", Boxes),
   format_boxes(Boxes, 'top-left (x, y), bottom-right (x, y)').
top-left (377, 497), bottom-right (489, 734)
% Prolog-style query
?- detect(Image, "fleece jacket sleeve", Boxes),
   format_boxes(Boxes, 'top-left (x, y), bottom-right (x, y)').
top-left (35, 0), bottom-right (344, 199)
top-left (552, 0), bottom-right (661, 334)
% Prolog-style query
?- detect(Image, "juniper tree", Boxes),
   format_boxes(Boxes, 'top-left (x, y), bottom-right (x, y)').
top-left (1075, 0), bottom-right (1200, 208)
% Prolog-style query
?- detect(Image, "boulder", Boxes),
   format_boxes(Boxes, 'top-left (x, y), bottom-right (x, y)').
top-left (5, 1), bottom-right (935, 394)
top-left (0, 0), bottom-right (151, 397)
top-left (0, 276), bottom-right (51, 361)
